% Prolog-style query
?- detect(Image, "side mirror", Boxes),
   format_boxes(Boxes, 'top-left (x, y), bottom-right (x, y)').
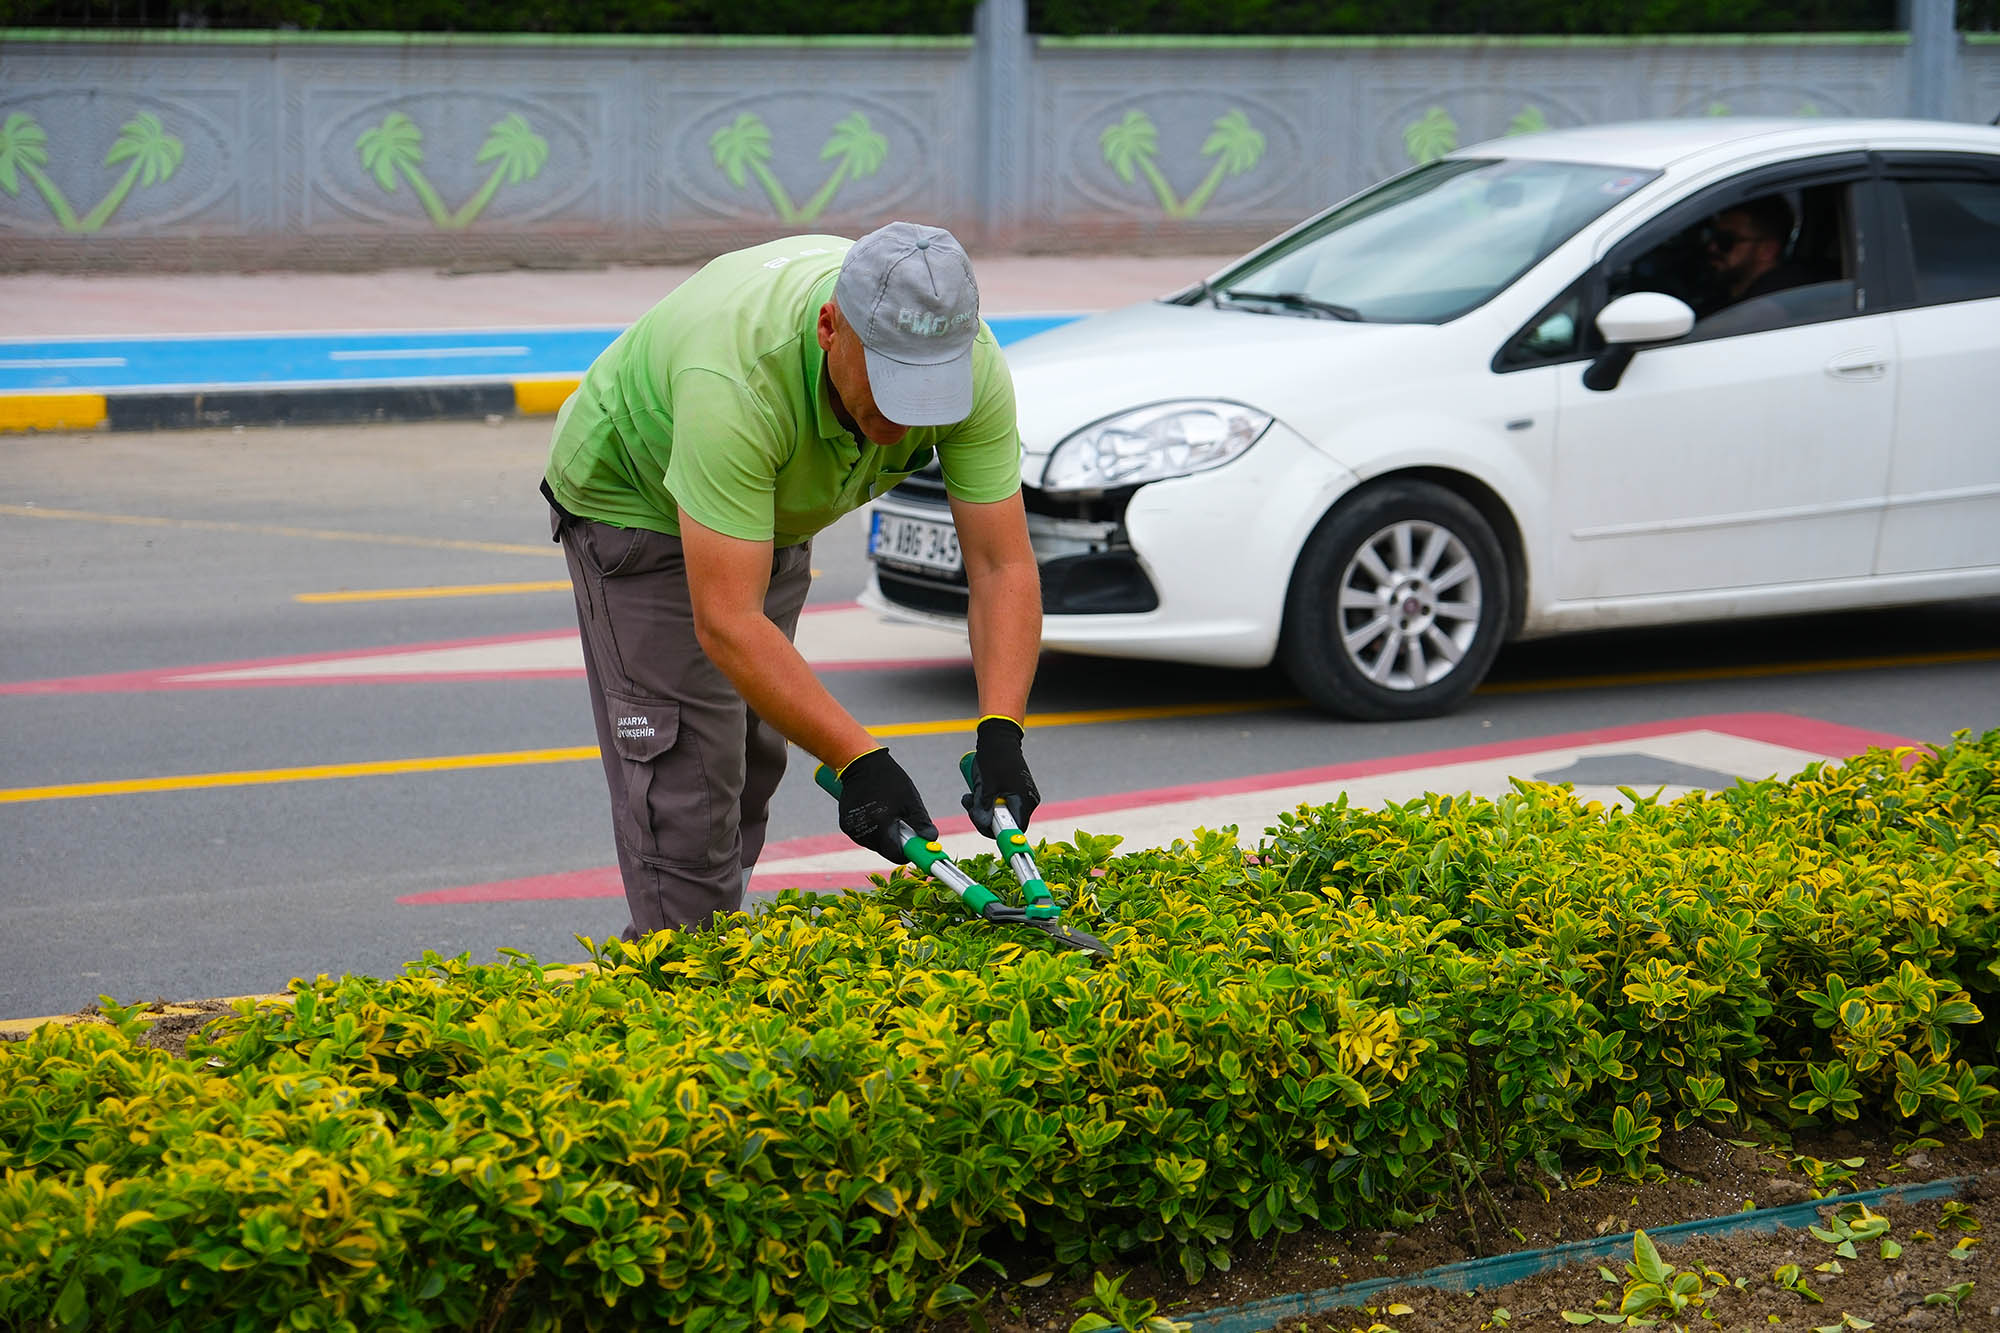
top-left (1596, 291), bottom-right (1696, 345)
top-left (1584, 291), bottom-right (1696, 391)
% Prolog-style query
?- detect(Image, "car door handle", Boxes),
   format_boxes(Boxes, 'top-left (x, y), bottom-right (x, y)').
top-left (1825, 350), bottom-right (1888, 381)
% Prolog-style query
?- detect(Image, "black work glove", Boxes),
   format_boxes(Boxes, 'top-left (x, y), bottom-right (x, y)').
top-left (960, 716), bottom-right (1040, 838)
top-left (836, 748), bottom-right (938, 864)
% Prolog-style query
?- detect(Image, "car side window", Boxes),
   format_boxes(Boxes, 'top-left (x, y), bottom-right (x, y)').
top-left (1496, 283), bottom-right (1586, 369)
top-left (1604, 182), bottom-right (1862, 341)
top-left (1891, 178), bottom-right (2000, 306)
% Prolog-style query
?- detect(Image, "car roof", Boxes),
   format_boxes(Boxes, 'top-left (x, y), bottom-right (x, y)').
top-left (1456, 117), bottom-right (2000, 171)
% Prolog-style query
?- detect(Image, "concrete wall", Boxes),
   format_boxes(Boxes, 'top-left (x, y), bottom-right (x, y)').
top-left (0, 22), bottom-right (1990, 271)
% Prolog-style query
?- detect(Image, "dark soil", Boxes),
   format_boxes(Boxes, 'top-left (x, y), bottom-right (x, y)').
top-left (1269, 1187), bottom-right (2000, 1333)
top-left (938, 1132), bottom-right (2000, 1333)
top-left (9, 997), bottom-right (247, 1057)
top-left (20, 1004), bottom-right (2000, 1332)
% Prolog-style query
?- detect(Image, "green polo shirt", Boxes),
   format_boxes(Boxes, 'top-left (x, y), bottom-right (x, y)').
top-left (544, 235), bottom-right (1021, 548)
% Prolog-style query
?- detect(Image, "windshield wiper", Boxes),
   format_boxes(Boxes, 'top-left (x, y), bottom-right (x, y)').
top-left (1220, 288), bottom-right (1364, 322)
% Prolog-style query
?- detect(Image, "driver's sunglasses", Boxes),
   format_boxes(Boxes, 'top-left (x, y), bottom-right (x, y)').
top-left (1705, 229), bottom-right (1753, 250)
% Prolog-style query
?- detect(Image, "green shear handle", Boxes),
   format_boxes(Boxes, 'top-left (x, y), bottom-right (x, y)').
top-left (958, 753), bottom-right (1059, 920)
top-left (813, 763), bottom-right (1002, 916)
top-left (815, 763), bottom-right (1110, 957)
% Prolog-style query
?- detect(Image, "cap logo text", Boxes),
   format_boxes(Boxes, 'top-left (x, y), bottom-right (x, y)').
top-left (895, 308), bottom-right (975, 337)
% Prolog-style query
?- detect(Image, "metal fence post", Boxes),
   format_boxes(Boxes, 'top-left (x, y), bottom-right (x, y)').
top-left (974, 0), bottom-right (1031, 249)
top-left (1906, 0), bottom-right (1958, 119)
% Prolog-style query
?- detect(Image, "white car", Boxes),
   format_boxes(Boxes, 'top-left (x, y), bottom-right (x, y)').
top-left (863, 118), bottom-right (2000, 719)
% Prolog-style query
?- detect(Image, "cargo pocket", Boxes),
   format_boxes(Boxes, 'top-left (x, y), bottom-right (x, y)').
top-left (603, 690), bottom-right (714, 868)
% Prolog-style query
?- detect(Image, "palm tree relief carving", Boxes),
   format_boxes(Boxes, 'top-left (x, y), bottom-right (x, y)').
top-left (0, 112), bottom-right (184, 233)
top-left (1098, 109), bottom-right (1266, 218)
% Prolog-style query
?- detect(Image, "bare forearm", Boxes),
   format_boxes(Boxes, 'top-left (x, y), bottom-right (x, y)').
top-left (697, 615), bottom-right (877, 769)
top-left (967, 560), bottom-right (1042, 722)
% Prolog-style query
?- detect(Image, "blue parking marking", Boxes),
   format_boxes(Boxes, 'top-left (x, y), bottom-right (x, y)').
top-left (0, 315), bottom-right (1080, 394)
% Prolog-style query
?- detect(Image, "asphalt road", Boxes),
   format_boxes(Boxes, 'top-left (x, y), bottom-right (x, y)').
top-left (4, 419), bottom-right (1997, 1019)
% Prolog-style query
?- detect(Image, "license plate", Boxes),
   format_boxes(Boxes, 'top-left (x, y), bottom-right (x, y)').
top-left (869, 510), bottom-right (962, 574)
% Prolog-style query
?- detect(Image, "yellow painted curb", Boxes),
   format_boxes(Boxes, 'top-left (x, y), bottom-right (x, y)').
top-left (2, 968), bottom-right (599, 1040)
top-left (0, 393), bottom-right (108, 433)
top-left (0, 993), bottom-right (291, 1040)
top-left (514, 379), bottom-right (579, 416)
top-left (294, 579), bottom-right (572, 603)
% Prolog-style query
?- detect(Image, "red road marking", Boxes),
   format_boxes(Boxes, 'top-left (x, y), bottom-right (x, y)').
top-left (398, 712), bottom-right (1924, 907)
top-left (0, 603), bottom-right (967, 695)
top-left (397, 866), bottom-right (883, 905)
top-left (0, 630), bottom-right (580, 696)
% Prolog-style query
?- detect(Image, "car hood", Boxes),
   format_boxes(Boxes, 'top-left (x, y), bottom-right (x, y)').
top-left (1004, 299), bottom-right (1440, 458)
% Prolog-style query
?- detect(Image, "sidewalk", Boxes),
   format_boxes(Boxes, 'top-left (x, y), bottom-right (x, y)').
top-left (0, 253), bottom-right (1237, 432)
top-left (0, 255), bottom-right (1235, 336)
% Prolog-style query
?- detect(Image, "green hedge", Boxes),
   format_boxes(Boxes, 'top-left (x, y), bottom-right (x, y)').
top-left (2, 0), bottom-right (1931, 33)
top-left (2, 732), bottom-right (1996, 1330)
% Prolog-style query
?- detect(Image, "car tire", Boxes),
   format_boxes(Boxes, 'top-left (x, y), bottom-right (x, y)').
top-left (1279, 480), bottom-right (1510, 721)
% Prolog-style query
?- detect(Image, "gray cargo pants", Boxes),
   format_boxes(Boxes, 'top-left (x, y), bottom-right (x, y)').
top-left (550, 498), bottom-right (812, 938)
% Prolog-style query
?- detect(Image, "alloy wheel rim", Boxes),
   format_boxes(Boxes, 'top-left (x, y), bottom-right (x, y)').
top-left (1335, 518), bottom-right (1483, 691)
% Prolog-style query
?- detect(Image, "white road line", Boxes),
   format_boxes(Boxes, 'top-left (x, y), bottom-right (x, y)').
top-left (751, 730), bottom-right (1835, 879)
top-left (0, 356), bottom-right (128, 369)
top-left (170, 608), bottom-right (969, 683)
top-left (328, 346), bottom-right (532, 361)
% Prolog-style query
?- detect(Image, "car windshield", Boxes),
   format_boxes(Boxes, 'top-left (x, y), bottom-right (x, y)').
top-left (1206, 157), bottom-right (1658, 324)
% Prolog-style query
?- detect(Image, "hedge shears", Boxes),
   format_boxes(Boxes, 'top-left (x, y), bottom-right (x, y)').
top-left (813, 761), bottom-right (1110, 957)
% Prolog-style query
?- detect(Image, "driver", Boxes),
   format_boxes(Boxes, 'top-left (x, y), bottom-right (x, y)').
top-left (1703, 194), bottom-right (1815, 312)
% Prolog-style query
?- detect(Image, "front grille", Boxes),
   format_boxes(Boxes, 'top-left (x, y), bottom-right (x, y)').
top-left (880, 467), bottom-right (1137, 525)
top-left (1041, 552), bottom-right (1158, 614)
top-left (1023, 483), bottom-right (1138, 524)
top-left (877, 568), bottom-right (970, 616)
top-left (878, 552), bottom-right (1157, 618)
top-left (874, 465), bottom-right (1155, 618)
top-left (885, 469), bottom-right (951, 508)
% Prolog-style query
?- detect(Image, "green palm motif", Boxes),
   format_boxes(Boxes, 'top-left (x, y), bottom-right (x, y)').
top-left (1178, 110), bottom-right (1267, 217)
top-left (1099, 109), bottom-right (1265, 218)
top-left (1506, 105), bottom-right (1550, 136)
top-left (1099, 110), bottom-right (1177, 215)
top-left (0, 110), bottom-right (183, 234)
top-left (1706, 101), bottom-right (1733, 117)
top-left (450, 114), bottom-right (549, 228)
top-left (77, 112), bottom-right (184, 232)
top-left (1404, 106), bottom-right (1460, 164)
top-left (357, 112), bottom-right (547, 230)
top-left (0, 112), bottom-right (75, 229)
top-left (1797, 101), bottom-right (1822, 117)
top-left (709, 113), bottom-right (796, 221)
top-left (793, 112), bottom-right (888, 223)
top-left (358, 113), bottom-right (450, 225)
top-left (710, 111), bottom-right (890, 224)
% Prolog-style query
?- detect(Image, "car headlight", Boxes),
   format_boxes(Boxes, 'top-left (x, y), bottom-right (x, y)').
top-left (1040, 400), bottom-right (1274, 494)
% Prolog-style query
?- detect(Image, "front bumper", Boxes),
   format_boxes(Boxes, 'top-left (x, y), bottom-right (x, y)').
top-left (863, 422), bottom-right (1359, 669)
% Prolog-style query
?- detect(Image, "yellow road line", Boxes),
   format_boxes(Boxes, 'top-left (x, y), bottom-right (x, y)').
top-left (0, 699), bottom-right (1297, 805)
top-left (8, 642), bottom-right (1994, 807)
top-left (296, 580), bottom-right (572, 604)
top-left (0, 504), bottom-right (559, 558)
top-left (876, 697), bottom-right (1299, 738)
top-left (0, 746), bottom-right (601, 804)
top-left (0, 393), bottom-right (107, 433)
top-left (1478, 645), bottom-right (2000, 695)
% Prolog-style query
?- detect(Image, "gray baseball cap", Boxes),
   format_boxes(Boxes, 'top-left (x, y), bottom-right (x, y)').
top-left (834, 221), bottom-right (981, 427)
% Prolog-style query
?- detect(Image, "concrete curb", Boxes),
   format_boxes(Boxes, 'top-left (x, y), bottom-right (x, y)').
top-left (0, 378), bottom-right (580, 433)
